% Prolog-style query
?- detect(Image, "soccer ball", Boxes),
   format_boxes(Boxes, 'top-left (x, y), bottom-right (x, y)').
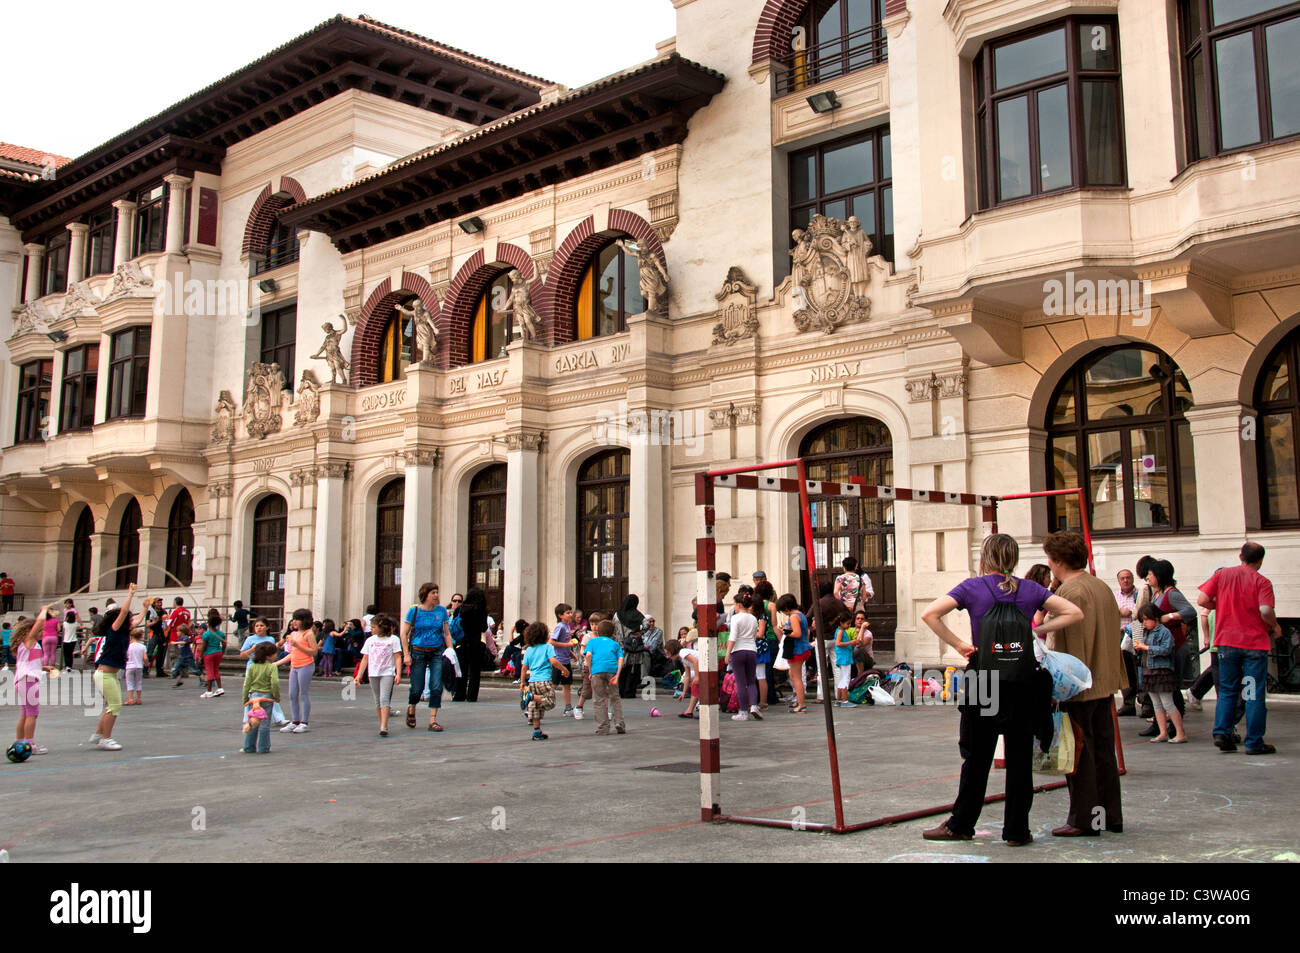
top-left (5, 741), bottom-right (32, 763)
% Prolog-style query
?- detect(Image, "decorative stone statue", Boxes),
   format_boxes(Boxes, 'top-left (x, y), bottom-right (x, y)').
top-left (506, 269), bottom-right (540, 342)
top-left (312, 316), bottom-right (350, 385)
top-left (617, 239), bottom-right (670, 315)
top-left (243, 362), bottom-right (285, 440)
top-left (11, 300), bottom-right (54, 338)
top-left (840, 215), bottom-right (873, 302)
top-left (789, 214), bottom-right (871, 334)
top-left (294, 370), bottom-right (320, 426)
top-left (211, 390), bottom-right (237, 442)
top-left (60, 280), bottom-right (100, 319)
top-left (102, 260), bottom-right (154, 302)
top-left (394, 296), bottom-right (439, 364)
top-left (711, 266), bottom-right (760, 345)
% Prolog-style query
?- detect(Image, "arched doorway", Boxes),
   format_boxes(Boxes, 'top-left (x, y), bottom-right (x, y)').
top-left (374, 479), bottom-right (405, 617)
top-left (70, 507), bottom-right (94, 592)
top-left (115, 498), bottom-right (142, 588)
top-left (252, 495), bottom-right (287, 629)
top-left (576, 450), bottom-right (630, 616)
top-left (468, 465), bottom-right (507, 624)
top-left (165, 489), bottom-right (195, 587)
top-left (798, 417), bottom-right (896, 654)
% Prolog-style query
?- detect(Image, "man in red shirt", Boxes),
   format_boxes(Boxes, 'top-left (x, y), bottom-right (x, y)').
top-left (0, 572), bottom-right (15, 613)
top-left (1197, 542), bottom-right (1281, 755)
top-left (165, 597), bottom-right (197, 685)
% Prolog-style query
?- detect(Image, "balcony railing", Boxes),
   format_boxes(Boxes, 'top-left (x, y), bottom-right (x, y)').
top-left (774, 23), bottom-right (889, 97)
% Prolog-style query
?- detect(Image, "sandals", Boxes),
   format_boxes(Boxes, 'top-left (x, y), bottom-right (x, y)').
top-left (428, 722), bottom-right (444, 732)
top-left (792, 706), bottom-right (808, 714)
top-left (405, 706), bottom-right (417, 729)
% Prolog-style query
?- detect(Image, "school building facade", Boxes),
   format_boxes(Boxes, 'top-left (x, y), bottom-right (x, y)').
top-left (2, 1), bottom-right (1299, 665)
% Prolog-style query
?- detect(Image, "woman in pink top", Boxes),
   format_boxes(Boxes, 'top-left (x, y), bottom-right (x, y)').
top-left (277, 608), bottom-right (317, 733)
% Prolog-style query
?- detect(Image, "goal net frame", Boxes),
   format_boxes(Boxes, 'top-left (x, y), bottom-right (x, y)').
top-left (694, 458), bottom-right (1124, 834)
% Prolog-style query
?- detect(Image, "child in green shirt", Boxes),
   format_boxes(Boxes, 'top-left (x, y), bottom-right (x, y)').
top-left (242, 642), bottom-right (281, 753)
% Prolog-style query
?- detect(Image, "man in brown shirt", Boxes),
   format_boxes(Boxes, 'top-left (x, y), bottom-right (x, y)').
top-left (1044, 532), bottom-right (1128, 837)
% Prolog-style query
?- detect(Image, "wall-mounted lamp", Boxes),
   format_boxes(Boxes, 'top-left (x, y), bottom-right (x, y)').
top-left (458, 216), bottom-right (485, 235)
top-left (806, 90), bottom-right (840, 113)
top-left (46, 330), bottom-right (68, 343)
top-left (258, 278), bottom-right (278, 294)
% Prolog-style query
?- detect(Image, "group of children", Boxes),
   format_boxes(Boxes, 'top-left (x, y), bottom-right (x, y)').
top-left (519, 606), bottom-right (629, 740)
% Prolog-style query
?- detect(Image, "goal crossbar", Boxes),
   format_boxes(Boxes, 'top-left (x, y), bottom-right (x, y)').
top-left (694, 459), bottom-right (1122, 834)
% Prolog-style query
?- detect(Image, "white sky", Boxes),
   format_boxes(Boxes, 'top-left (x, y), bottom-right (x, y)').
top-left (1, 0), bottom-right (678, 161)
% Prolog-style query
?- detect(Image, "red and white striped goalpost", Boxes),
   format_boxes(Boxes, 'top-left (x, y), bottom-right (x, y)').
top-left (694, 461), bottom-right (1122, 834)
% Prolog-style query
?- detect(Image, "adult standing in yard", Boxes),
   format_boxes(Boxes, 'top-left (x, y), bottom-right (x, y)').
top-left (1198, 542), bottom-right (1280, 755)
top-left (0, 572), bottom-right (14, 613)
top-left (453, 588), bottom-right (489, 702)
top-left (1043, 532), bottom-right (1126, 837)
top-left (1114, 569), bottom-right (1139, 715)
top-left (1141, 559), bottom-right (1194, 736)
top-left (146, 597), bottom-right (166, 678)
top-left (401, 583), bottom-right (452, 731)
top-left (918, 534), bottom-right (1083, 847)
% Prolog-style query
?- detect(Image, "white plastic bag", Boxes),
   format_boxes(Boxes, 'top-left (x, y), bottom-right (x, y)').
top-left (445, 646), bottom-right (461, 678)
top-left (1034, 639), bottom-right (1092, 701)
top-left (771, 638), bottom-right (790, 671)
top-left (868, 684), bottom-right (895, 706)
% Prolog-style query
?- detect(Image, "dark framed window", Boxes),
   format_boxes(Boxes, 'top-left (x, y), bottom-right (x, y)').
top-left (259, 305), bottom-right (296, 393)
top-left (790, 127), bottom-right (894, 262)
top-left (115, 497), bottom-right (142, 588)
top-left (1255, 326), bottom-right (1300, 525)
top-left (1179, 0), bottom-right (1300, 159)
top-left (165, 489), bottom-right (195, 587)
top-left (782, 0), bottom-right (888, 94)
top-left (374, 479), bottom-right (404, 617)
top-left (576, 450), bottom-right (630, 615)
top-left (107, 327), bottom-right (151, 420)
top-left (975, 16), bottom-right (1126, 208)
top-left (468, 465), bottom-right (507, 624)
top-left (252, 219), bottom-right (300, 275)
top-left (14, 359), bottom-right (53, 444)
top-left (132, 184), bottom-right (167, 257)
top-left (798, 416), bottom-right (897, 654)
top-left (43, 233), bottom-right (69, 296)
top-left (70, 506), bottom-right (94, 593)
top-left (85, 208), bottom-right (116, 277)
top-left (468, 271), bottom-right (512, 365)
top-left (575, 241), bottom-right (644, 340)
top-left (59, 343), bottom-right (100, 432)
top-left (1046, 345), bottom-right (1198, 535)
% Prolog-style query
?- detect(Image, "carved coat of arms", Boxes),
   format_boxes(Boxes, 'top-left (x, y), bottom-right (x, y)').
top-left (789, 214), bottom-right (871, 334)
top-left (712, 267), bottom-right (759, 345)
top-left (244, 362), bottom-right (285, 440)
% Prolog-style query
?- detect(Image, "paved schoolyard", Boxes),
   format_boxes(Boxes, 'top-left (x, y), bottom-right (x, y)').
top-left (2, 675), bottom-right (1297, 863)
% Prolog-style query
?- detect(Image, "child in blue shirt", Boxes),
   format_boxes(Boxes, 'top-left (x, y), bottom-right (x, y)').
top-left (832, 611), bottom-right (855, 707)
top-left (319, 621), bottom-right (337, 678)
top-left (1134, 603), bottom-right (1187, 744)
top-left (521, 621), bottom-right (568, 740)
top-left (583, 619), bottom-right (626, 735)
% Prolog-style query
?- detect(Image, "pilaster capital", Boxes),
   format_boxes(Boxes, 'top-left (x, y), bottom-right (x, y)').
top-left (401, 448), bottom-right (441, 468)
top-left (163, 173), bottom-right (192, 190)
top-left (504, 430), bottom-right (545, 452)
top-left (111, 199), bottom-right (137, 213)
top-left (66, 222), bottom-right (90, 237)
top-left (315, 462), bottom-right (350, 481)
top-left (22, 242), bottom-right (45, 256)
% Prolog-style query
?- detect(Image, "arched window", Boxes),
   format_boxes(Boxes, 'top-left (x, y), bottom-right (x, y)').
top-left (575, 241), bottom-right (644, 340)
top-left (115, 498), bottom-right (142, 588)
top-left (252, 218), bottom-right (300, 275)
top-left (70, 507), bottom-right (94, 593)
top-left (165, 490), bottom-right (195, 587)
top-left (1047, 345), bottom-right (1198, 534)
top-left (1255, 326), bottom-right (1300, 525)
top-left (374, 479), bottom-right (405, 616)
top-left (576, 450), bottom-right (630, 614)
top-left (799, 416), bottom-right (896, 653)
top-left (469, 272), bottom-right (513, 364)
top-left (468, 465), bottom-right (507, 624)
top-left (786, 0), bottom-right (888, 93)
top-left (252, 495), bottom-right (288, 629)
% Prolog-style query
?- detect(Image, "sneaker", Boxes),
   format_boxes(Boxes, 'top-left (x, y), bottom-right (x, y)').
top-left (292, 724), bottom-right (309, 733)
top-left (29, 744), bottom-right (48, 755)
top-left (731, 712), bottom-right (749, 721)
top-left (615, 726), bottom-right (626, 734)
top-left (1186, 693), bottom-right (1202, 711)
top-left (280, 723), bottom-right (297, 733)
top-left (172, 682), bottom-right (185, 689)
top-left (573, 708), bottom-right (584, 721)
top-left (749, 708), bottom-right (763, 720)
top-left (212, 688), bottom-right (225, 697)
top-left (200, 691), bottom-right (213, 699)
top-left (531, 729), bottom-right (548, 740)
top-left (96, 738), bottom-right (122, 751)
top-left (87, 733), bottom-right (102, 745)
top-left (563, 704), bottom-right (574, 715)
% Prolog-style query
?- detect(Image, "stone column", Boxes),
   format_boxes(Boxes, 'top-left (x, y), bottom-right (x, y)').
top-left (400, 450), bottom-right (439, 611)
top-left (136, 527), bottom-right (165, 588)
top-left (66, 223), bottom-right (89, 286)
top-left (1185, 403), bottom-right (1253, 536)
top-left (629, 420), bottom-right (667, 618)
top-left (504, 431), bottom-right (542, 627)
top-left (22, 243), bottom-right (43, 302)
top-left (311, 463), bottom-right (348, 622)
top-left (163, 174), bottom-right (191, 255)
top-left (112, 200), bottom-right (136, 269)
top-left (89, 533), bottom-right (112, 594)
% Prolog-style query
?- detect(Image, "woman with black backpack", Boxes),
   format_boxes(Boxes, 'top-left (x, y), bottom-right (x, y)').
top-left (615, 595), bottom-right (647, 699)
top-left (918, 534), bottom-right (1084, 847)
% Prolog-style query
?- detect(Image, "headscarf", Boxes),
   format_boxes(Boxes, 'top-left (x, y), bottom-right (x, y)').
top-left (616, 594), bottom-right (644, 633)
top-left (458, 588), bottom-right (488, 645)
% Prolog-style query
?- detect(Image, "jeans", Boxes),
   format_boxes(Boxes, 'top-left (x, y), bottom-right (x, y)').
top-left (171, 645), bottom-right (198, 679)
top-left (1213, 646), bottom-right (1268, 750)
top-left (244, 692), bottom-right (273, 753)
top-left (408, 647), bottom-right (444, 708)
